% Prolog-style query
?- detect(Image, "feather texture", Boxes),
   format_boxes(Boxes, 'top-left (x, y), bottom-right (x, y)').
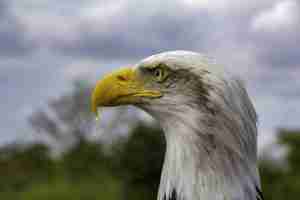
top-left (138, 51), bottom-right (262, 200)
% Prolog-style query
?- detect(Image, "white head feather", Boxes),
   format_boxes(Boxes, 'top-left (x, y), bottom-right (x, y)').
top-left (137, 51), bottom-right (262, 200)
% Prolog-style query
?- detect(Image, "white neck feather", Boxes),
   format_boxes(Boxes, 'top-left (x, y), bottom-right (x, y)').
top-left (155, 79), bottom-right (261, 200)
top-left (158, 120), bottom-right (257, 200)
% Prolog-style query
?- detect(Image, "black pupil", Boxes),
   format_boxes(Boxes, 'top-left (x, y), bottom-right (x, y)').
top-left (155, 69), bottom-right (161, 77)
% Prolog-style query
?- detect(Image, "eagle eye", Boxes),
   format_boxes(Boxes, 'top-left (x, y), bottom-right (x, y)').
top-left (153, 67), bottom-right (167, 82)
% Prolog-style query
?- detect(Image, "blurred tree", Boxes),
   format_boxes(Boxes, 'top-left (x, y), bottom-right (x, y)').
top-left (1, 79), bottom-right (300, 200)
top-left (0, 143), bottom-right (55, 198)
top-left (260, 129), bottom-right (300, 200)
top-left (110, 124), bottom-right (165, 200)
top-left (29, 80), bottom-right (93, 146)
top-left (1, 119), bottom-right (300, 200)
top-left (61, 140), bottom-right (110, 181)
top-left (28, 80), bottom-right (139, 150)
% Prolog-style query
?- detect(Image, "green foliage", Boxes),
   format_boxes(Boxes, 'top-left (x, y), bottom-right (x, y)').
top-left (110, 124), bottom-right (165, 200)
top-left (0, 144), bottom-right (55, 193)
top-left (260, 129), bottom-right (300, 200)
top-left (0, 141), bottom-right (122, 200)
top-left (19, 177), bottom-right (122, 200)
top-left (1, 127), bottom-right (300, 200)
top-left (61, 141), bottom-right (110, 180)
top-left (0, 123), bottom-right (165, 200)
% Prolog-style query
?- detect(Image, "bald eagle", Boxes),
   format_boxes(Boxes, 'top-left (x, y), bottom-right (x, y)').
top-left (91, 51), bottom-right (263, 200)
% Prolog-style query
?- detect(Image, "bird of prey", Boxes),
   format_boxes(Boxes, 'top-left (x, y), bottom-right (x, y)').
top-left (91, 51), bottom-right (263, 200)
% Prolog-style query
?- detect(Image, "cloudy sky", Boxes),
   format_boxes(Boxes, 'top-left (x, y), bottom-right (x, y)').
top-left (1, 0), bottom-right (299, 150)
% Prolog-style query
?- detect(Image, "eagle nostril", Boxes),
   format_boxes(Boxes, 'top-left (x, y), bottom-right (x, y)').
top-left (117, 75), bottom-right (127, 81)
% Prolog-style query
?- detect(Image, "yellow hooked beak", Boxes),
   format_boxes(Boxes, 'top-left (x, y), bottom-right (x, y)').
top-left (91, 67), bottom-right (162, 119)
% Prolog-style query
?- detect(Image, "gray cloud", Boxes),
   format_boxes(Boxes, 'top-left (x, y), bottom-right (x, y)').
top-left (0, 1), bottom-right (34, 57)
top-left (23, 1), bottom-right (216, 60)
top-left (251, 31), bottom-right (300, 68)
top-left (249, 0), bottom-right (300, 68)
top-left (0, 0), bottom-right (300, 149)
top-left (8, 0), bottom-right (298, 70)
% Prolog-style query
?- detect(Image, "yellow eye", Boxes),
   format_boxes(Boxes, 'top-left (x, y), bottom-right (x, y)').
top-left (153, 67), bottom-right (165, 82)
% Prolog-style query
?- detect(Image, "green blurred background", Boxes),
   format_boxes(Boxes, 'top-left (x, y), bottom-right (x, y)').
top-left (0, 82), bottom-right (299, 200)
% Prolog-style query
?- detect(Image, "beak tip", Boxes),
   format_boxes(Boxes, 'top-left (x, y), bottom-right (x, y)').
top-left (91, 104), bottom-right (100, 121)
top-left (91, 98), bottom-right (98, 120)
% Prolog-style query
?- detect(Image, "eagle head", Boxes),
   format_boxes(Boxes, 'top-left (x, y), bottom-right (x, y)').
top-left (91, 51), bottom-right (262, 200)
top-left (92, 51), bottom-right (219, 121)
